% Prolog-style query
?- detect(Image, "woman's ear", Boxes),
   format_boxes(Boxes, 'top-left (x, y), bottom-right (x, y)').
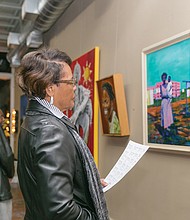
top-left (45, 85), bottom-right (55, 97)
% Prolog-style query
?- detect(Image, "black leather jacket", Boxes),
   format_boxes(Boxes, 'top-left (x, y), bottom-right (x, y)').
top-left (0, 126), bottom-right (15, 201)
top-left (17, 100), bottom-right (97, 220)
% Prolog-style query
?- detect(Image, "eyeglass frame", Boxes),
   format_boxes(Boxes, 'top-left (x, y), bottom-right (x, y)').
top-left (54, 77), bottom-right (77, 86)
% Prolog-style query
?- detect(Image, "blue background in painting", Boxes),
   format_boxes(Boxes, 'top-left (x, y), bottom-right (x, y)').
top-left (147, 38), bottom-right (190, 89)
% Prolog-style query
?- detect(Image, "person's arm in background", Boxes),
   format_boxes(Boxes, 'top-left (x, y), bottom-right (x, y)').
top-left (0, 126), bottom-right (15, 178)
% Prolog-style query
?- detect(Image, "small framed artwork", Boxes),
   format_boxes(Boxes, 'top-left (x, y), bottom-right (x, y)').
top-left (142, 30), bottom-right (190, 152)
top-left (96, 73), bottom-right (130, 136)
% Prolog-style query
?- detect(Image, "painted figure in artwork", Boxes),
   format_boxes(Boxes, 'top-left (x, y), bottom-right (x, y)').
top-left (167, 75), bottom-right (172, 102)
top-left (70, 62), bottom-right (92, 144)
top-left (101, 82), bottom-right (121, 134)
top-left (160, 72), bottom-right (174, 130)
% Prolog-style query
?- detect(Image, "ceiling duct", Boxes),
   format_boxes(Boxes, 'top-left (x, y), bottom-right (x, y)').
top-left (26, 30), bottom-right (43, 47)
top-left (7, 0), bottom-right (76, 67)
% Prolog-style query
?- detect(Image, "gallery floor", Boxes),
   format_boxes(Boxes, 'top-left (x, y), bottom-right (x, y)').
top-left (12, 182), bottom-right (25, 220)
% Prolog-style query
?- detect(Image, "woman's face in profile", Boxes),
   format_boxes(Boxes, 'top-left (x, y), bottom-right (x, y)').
top-left (102, 89), bottom-right (111, 119)
top-left (51, 63), bottom-right (76, 112)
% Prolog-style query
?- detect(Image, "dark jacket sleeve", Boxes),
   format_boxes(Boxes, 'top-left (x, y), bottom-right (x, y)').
top-left (34, 123), bottom-right (96, 220)
top-left (0, 127), bottom-right (15, 178)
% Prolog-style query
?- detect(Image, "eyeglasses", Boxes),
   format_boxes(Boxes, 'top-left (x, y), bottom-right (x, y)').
top-left (54, 77), bottom-right (77, 86)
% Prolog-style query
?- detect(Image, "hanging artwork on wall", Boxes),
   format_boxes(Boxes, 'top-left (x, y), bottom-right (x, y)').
top-left (142, 30), bottom-right (190, 152)
top-left (20, 94), bottom-right (28, 125)
top-left (96, 73), bottom-right (129, 136)
top-left (65, 47), bottom-right (99, 164)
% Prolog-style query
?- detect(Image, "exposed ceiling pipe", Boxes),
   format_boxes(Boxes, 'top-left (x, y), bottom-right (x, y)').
top-left (7, 0), bottom-right (76, 67)
top-left (34, 0), bottom-right (75, 32)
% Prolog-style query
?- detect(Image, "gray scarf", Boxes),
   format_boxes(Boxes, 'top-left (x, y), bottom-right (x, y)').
top-left (68, 126), bottom-right (109, 220)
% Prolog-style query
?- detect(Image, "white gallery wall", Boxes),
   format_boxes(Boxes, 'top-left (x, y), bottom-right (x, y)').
top-left (44, 0), bottom-right (190, 219)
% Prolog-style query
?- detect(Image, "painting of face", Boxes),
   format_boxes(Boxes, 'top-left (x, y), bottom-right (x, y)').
top-left (97, 74), bottom-right (129, 136)
top-left (98, 77), bottom-right (123, 135)
top-left (102, 89), bottom-right (112, 120)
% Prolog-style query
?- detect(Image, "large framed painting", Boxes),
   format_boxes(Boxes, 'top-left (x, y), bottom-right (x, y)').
top-left (142, 30), bottom-right (190, 152)
top-left (65, 47), bottom-right (99, 164)
top-left (96, 73), bottom-right (130, 136)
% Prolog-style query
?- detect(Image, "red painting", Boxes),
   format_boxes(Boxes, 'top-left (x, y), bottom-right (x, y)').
top-left (65, 48), bottom-right (99, 164)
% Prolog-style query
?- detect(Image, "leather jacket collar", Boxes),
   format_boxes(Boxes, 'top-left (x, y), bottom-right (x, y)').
top-left (26, 99), bottom-right (76, 130)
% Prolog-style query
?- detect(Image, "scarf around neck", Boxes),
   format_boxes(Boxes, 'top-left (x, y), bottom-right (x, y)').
top-left (68, 126), bottom-right (109, 220)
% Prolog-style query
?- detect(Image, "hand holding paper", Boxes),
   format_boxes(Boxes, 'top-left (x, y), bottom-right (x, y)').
top-left (103, 140), bottom-right (149, 192)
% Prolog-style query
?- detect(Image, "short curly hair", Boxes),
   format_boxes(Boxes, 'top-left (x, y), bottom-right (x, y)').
top-left (17, 47), bottom-right (72, 99)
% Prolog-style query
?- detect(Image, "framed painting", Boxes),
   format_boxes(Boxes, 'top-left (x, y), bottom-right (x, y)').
top-left (65, 47), bottom-right (99, 164)
top-left (20, 94), bottom-right (28, 125)
top-left (142, 30), bottom-right (190, 152)
top-left (96, 73), bottom-right (130, 136)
